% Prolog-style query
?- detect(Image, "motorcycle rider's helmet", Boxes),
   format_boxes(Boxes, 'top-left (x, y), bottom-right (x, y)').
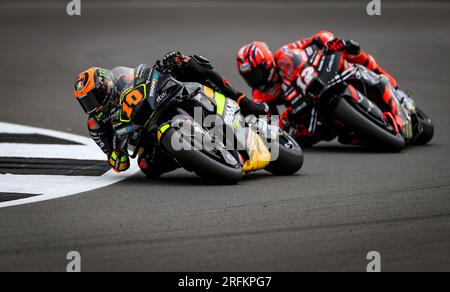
top-left (74, 67), bottom-right (115, 114)
top-left (237, 41), bottom-right (276, 89)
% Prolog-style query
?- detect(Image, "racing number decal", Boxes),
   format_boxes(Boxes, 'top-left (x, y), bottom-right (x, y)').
top-left (123, 90), bottom-right (143, 117)
top-left (297, 66), bottom-right (317, 92)
top-left (121, 85), bottom-right (146, 122)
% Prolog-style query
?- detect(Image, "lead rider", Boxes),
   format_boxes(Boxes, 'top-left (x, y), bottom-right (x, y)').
top-left (74, 52), bottom-right (267, 175)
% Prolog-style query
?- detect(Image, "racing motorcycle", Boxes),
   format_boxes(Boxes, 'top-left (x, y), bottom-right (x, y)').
top-left (115, 64), bottom-right (303, 184)
top-left (289, 46), bottom-right (434, 152)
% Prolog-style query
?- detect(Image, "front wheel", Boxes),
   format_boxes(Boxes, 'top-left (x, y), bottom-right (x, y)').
top-left (333, 98), bottom-right (406, 152)
top-left (160, 127), bottom-right (243, 184)
top-left (265, 132), bottom-right (304, 175)
top-left (411, 107), bottom-right (434, 145)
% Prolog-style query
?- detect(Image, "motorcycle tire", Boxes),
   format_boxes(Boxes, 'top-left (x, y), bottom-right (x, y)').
top-left (160, 127), bottom-right (243, 184)
top-left (265, 133), bottom-right (304, 175)
top-left (333, 98), bottom-right (406, 152)
top-left (411, 107), bottom-right (434, 146)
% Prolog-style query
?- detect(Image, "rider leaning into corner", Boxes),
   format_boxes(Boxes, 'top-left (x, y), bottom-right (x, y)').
top-left (73, 52), bottom-right (268, 176)
top-left (237, 30), bottom-right (408, 147)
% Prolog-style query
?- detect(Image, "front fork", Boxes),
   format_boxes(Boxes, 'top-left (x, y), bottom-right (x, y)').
top-left (384, 80), bottom-right (415, 141)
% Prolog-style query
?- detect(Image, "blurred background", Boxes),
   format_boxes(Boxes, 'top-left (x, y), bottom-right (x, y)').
top-left (1, 0), bottom-right (449, 137)
top-left (0, 0), bottom-right (449, 271)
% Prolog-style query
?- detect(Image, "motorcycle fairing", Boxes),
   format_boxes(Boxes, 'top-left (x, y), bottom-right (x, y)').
top-left (242, 129), bottom-right (272, 173)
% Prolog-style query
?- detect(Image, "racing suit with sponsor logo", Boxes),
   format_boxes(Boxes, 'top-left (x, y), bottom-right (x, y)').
top-left (87, 67), bottom-right (135, 158)
top-left (134, 56), bottom-right (268, 177)
top-left (253, 31), bottom-right (399, 146)
top-left (110, 56), bottom-right (264, 176)
top-left (165, 53), bottom-right (269, 116)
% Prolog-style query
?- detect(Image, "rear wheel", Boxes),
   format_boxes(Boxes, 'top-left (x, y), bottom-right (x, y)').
top-left (160, 127), bottom-right (243, 184)
top-left (411, 107), bottom-right (434, 145)
top-left (265, 132), bottom-right (304, 175)
top-left (333, 98), bottom-right (405, 152)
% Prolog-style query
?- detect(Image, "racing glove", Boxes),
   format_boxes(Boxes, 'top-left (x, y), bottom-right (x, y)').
top-left (108, 149), bottom-right (130, 173)
top-left (162, 51), bottom-right (186, 71)
top-left (312, 37), bottom-right (327, 49)
top-left (326, 38), bottom-right (361, 55)
top-left (237, 94), bottom-right (269, 117)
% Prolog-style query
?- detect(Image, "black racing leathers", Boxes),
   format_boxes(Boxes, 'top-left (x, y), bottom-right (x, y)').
top-left (171, 55), bottom-right (268, 116)
top-left (87, 108), bottom-right (115, 156)
top-left (171, 55), bottom-right (242, 99)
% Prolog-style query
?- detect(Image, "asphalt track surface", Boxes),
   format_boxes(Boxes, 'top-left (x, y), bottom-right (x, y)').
top-left (0, 1), bottom-right (449, 272)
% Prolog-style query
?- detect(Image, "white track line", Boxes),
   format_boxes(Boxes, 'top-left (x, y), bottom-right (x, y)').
top-left (0, 122), bottom-right (140, 209)
top-left (0, 144), bottom-right (105, 160)
top-left (0, 122), bottom-right (94, 145)
top-left (0, 174), bottom-right (128, 196)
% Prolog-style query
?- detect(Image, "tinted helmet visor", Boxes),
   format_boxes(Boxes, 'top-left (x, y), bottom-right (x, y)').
top-left (77, 89), bottom-right (106, 114)
top-left (241, 66), bottom-right (270, 89)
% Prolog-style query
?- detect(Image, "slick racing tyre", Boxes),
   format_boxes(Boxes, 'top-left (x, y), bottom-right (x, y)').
top-left (265, 132), bottom-right (304, 175)
top-left (334, 98), bottom-right (406, 152)
top-left (411, 107), bottom-right (434, 146)
top-left (161, 127), bottom-right (243, 184)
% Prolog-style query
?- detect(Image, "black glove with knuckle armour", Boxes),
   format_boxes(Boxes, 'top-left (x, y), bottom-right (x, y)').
top-left (238, 95), bottom-right (269, 117)
top-left (327, 38), bottom-right (361, 55)
top-left (162, 51), bottom-right (185, 71)
top-left (343, 39), bottom-right (361, 55)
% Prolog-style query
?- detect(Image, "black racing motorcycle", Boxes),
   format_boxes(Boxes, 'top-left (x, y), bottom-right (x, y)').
top-left (292, 46), bottom-right (434, 152)
top-left (116, 64), bottom-right (303, 184)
